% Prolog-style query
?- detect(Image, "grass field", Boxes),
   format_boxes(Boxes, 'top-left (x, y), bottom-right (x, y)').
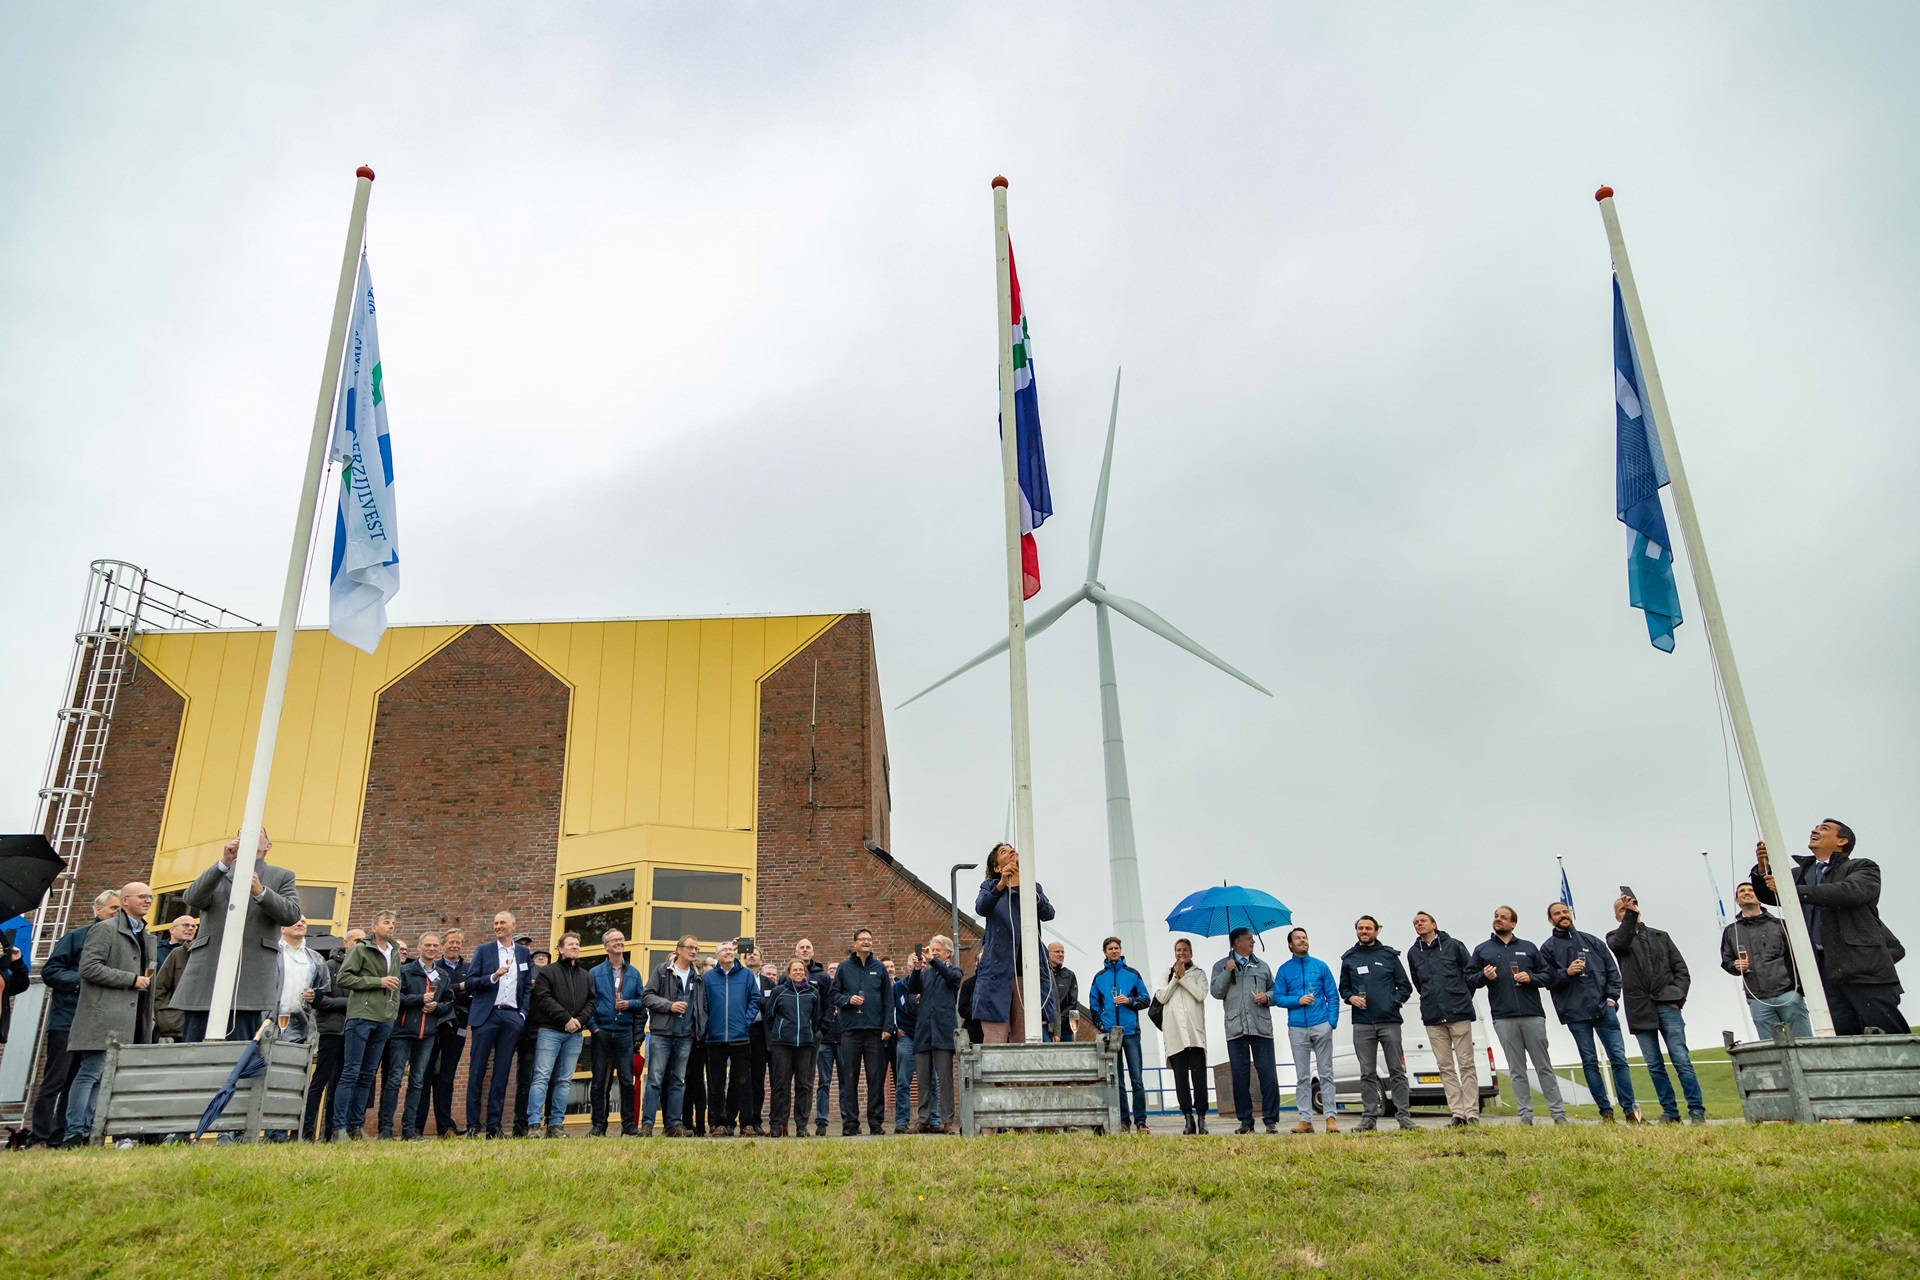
top-left (9, 1124), bottom-right (1918, 1279)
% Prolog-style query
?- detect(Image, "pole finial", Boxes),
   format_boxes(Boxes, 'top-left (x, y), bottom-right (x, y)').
top-left (991, 175), bottom-right (1009, 189)
top-left (1594, 184), bottom-right (1613, 201)
top-left (356, 165), bottom-right (377, 181)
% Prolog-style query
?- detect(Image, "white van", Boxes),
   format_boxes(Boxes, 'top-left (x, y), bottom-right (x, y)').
top-left (1322, 1012), bottom-right (1503, 1112)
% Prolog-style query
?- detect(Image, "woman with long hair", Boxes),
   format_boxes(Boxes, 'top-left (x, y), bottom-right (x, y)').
top-left (972, 843), bottom-right (1056, 1044)
top-left (1156, 936), bottom-right (1211, 1133)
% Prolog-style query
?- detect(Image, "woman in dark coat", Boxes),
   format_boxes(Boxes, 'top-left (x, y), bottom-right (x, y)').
top-left (971, 843), bottom-right (1056, 1043)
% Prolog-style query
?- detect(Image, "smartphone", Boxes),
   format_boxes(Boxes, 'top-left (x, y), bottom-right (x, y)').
top-left (914, 942), bottom-right (924, 961)
top-left (1619, 885), bottom-right (1636, 901)
top-left (736, 936), bottom-right (755, 955)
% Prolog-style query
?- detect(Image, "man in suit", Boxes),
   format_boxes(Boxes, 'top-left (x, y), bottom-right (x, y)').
top-left (62, 882), bottom-right (158, 1147)
top-left (465, 910), bottom-right (533, 1138)
top-left (174, 829), bottom-right (302, 1042)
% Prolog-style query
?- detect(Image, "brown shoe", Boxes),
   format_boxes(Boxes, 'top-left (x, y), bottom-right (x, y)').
top-left (1290, 1121), bottom-right (1315, 1134)
top-left (1324, 1118), bottom-right (1340, 1133)
top-left (941, 1123), bottom-right (958, 1135)
top-left (1600, 1112), bottom-right (1618, 1125)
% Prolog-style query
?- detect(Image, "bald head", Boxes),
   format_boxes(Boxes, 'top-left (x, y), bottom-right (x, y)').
top-left (120, 882), bottom-right (154, 918)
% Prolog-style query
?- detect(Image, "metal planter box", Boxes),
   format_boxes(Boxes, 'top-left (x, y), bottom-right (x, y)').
top-left (89, 1036), bottom-right (317, 1143)
top-left (1728, 1031), bottom-right (1920, 1123)
top-left (957, 1036), bottom-right (1123, 1135)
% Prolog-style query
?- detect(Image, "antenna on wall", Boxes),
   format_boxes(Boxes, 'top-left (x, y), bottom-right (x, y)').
top-left (806, 661), bottom-right (820, 836)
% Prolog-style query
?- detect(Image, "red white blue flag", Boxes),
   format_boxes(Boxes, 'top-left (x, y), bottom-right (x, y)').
top-left (1006, 240), bottom-right (1053, 599)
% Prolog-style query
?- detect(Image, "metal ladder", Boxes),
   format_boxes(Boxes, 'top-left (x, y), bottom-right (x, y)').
top-left (2, 561), bottom-right (256, 1129)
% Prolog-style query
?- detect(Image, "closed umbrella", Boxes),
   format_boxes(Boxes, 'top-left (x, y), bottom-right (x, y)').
top-left (192, 1028), bottom-right (272, 1141)
top-left (0, 834), bottom-right (64, 922)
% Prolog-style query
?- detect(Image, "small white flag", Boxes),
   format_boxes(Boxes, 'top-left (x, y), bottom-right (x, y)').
top-left (328, 252), bottom-right (400, 653)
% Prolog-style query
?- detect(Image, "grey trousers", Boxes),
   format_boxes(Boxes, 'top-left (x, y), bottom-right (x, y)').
top-left (1494, 1016), bottom-right (1565, 1122)
top-left (1352, 1022), bottom-right (1409, 1121)
top-left (1287, 1023), bottom-right (1336, 1120)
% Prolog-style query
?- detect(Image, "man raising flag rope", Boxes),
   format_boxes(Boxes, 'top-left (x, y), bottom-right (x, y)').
top-left (328, 251), bottom-right (400, 653)
top-left (1006, 241), bottom-right (1052, 599)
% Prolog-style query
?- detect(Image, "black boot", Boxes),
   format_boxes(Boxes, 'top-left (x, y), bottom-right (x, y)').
top-left (1181, 1112), bottom-right (1196, 1135)
top-left (1196, 1114), bottom-right (1209, 1134)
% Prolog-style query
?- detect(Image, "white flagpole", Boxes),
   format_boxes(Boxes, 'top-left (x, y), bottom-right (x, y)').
top-left (206, 165), bottom-right (375, 1032)
top-left (992, 175), bottom-right (1043, 1041)
top-left (1703, 849), bottom-right (1758, 1040)
top-left (1596, 185), bottom-right (1832, 1036)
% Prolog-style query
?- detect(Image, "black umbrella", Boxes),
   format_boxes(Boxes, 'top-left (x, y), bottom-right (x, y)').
top-left (193, 1031), bottom-right (271, 1142)
top-left (0, 835), bottom-right (65, 922)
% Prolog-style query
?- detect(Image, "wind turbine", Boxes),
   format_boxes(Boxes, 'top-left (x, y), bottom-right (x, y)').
top-left (901, 367), bottom-right (1271, 1058)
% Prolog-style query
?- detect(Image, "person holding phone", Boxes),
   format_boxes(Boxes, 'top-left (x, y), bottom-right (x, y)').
top-left (908, 936), bottom-right (963, 1133)
top-left (1468, 906), bottom-right (1565, 1126)
top-left (1542, 902), bottom-right (1637, 1124)
top-left (1721, 882), bottom-right (1813, 1041)
top-left (1608, 894), bottom-right (1703, 1124)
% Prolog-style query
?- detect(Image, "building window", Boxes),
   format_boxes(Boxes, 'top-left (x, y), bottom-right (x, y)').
top-left (649, 905), bottom-right (741, 943)
top-left (652, 869), bottom-right (740, 906)
top-left (563, 871), bottom-right (635, 951)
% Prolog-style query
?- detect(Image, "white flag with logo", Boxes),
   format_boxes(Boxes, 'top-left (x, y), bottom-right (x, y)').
top-left (328, 252), bottom-right (400, 653)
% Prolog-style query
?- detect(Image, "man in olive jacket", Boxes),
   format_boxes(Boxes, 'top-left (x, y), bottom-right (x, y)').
top-left (1753, 821), bottom-right (1906, 1036)
top-left (332, 911), bottom-right (403, 1139)
top-left (62, 882), bottom-right (158, 1146)
top-left (175, 830), bottom-right (302, 1042)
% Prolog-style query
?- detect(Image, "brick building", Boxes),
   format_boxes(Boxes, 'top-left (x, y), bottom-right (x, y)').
top-left (58, 609), bottom-right (978, 1131)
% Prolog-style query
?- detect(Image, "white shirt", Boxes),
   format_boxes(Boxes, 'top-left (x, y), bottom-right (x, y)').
top-left (278, 944), bottom-right (318, 1016)
top-left (494, 942), bottom-right (520, 1010)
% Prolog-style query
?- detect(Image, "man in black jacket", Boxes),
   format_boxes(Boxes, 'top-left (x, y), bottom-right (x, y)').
top-left (303, 929), bottom-right (356, 1141)
top-left (1339, 916), bottom-right (1415, 1132)
top-left (1607, 895), bottom-right (1703, 1124)
top-left (1753, 822), bottom-right (1906, 1036)
top-left (641, 934), bottom-right (705, 1137)
top-left (1047, 942), bottom-right (1079, 1043)
top-left (527, 932), bottom-right (594, 1138)
top-left (1723, 883), bottom-right (1812, 1041)
top-left (832, 928), bottom-right (895, 1136)
top-left (806, 951), bottom-right (839, 1136)
top-left (1407, 912), bottom-right (1479, 1126)
top-left (1542, 903), bottom-right (1637, 1124)
top-left (425, 929), bottom-right (470, 1136)
top-left (1469, 907), bottom-right (1565, 1126)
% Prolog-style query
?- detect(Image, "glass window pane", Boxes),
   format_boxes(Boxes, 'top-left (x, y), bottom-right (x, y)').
top-left (648, 949), bottom-right (673, 973)
top-left (565, 871), bottom-right (634, 911)
top-left (152, 890), bottom-right (195, 927)
top-left (651, 869), bottom-right (741, 906)
top-left (563, 907), bottom-right (633, 950)
top-left (650, 906), bottom-right (741, 944)
top-left (297, 886), bottom-right (338, 924)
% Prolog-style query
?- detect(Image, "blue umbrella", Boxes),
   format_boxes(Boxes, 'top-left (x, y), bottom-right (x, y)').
top-left (192, 1037), bottom-right (268, 1142)
top-left (1165, 884), bottom-right (1292, 942)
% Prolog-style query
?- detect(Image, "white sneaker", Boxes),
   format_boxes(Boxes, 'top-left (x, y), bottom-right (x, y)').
top-left (115, 1137), bottom-right (136, 1149)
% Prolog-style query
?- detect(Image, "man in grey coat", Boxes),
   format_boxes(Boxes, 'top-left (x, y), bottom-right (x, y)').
top-left (62, 882), bottom-right (158, 1147)
top-left (174, 829), bottom-right (302, 1042)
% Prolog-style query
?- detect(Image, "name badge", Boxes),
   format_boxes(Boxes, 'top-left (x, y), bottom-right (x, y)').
top-left (1357, 966), bottom-right (1370, 974)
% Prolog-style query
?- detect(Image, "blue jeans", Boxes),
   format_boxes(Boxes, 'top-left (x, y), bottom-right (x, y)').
top-left (1565, 1007), bottom-right (1636, 1116)
top-left (1748, 992), bottom-right (1814, 1041)
top-left (381, 1034), bottom-right (435, 1137)
top-left (334, 1018), bottom-right (395, 1133)
top-left (893, 1036), bottom-right (917, 1128)
top-left (527, 1027), bottom-right (584, 1130)
top-left (1117, 1032), bottom-right (1148, 1125)
top-left (466, 1011), bottom-right (524, 1134)
top-left (1635, 1004), bottom-right (1704, 1119)
top-left (1230, 1034), bottom-right (1282, 1127)
top-left (642, 1033), bottom-right (693, 1128)
top-left (62, 1050), bottom-right (108, 1144)
top-left (815, 1042), bottom-right (836, 1124)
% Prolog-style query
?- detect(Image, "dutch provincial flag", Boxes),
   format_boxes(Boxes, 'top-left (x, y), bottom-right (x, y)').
top-left (1006, 240), bottom-right (1052, 600)
top-left (1613, 276), bottom-right (1682, 652)
top-left (328, 251), bottom-right (401, 654)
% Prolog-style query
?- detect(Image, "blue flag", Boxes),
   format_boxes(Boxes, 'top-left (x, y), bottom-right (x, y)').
top-left (1614, 277), bottom-right (1682, 651)
top-left (1558, 865), bottom-right (1576, 914)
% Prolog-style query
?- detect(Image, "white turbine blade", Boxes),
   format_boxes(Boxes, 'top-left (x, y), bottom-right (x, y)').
top-left (896, 586), bottom-right (1089, 708)
top-left (1087, 365), bottom-right (1122, 582)
top-left (1087, 583), bottom-right (1273, 696)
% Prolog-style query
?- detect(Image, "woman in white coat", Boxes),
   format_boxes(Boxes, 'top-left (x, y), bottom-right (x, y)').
top-left (1156, 937), bottom-right (1211, 1134)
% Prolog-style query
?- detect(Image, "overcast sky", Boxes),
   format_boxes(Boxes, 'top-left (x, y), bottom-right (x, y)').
top-left (5, 5), bottom-right (1915, 1062)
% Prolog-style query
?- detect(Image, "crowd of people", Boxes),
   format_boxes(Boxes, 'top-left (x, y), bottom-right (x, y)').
top-left (5, 818), bottom-right (1904, 1147)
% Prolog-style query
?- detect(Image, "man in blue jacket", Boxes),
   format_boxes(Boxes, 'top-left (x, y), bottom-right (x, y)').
top-left (702, 939), bottom-right (761, 1136)
top-left (1469, 906), bottom-right (1565, 1125)
top-left (1542, 902), bottom-right (1636, 1124)
top-left (588, 928), bottom-right (644, 1137)
top-left (1338, 916), bottom-right (1415, 1132)
top-left (464, 910), bottom-right (534, 1139)
top-left (1274, 927), bottom-right (1341, 1134)
top-left (1089, 937), bottom-right (1154, 1132)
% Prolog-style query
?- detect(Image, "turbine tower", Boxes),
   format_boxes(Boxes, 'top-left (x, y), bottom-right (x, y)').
top-left (902, 368), bottom-right (1271, 1059)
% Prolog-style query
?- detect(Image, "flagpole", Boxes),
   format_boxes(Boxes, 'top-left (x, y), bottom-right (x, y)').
top-left (206, 165), bottom-right (375, 1032)
top-left (1596, 185), bottom-right (1832, 1036)
top-left (992, 175), bottom-right (1043, 1041)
